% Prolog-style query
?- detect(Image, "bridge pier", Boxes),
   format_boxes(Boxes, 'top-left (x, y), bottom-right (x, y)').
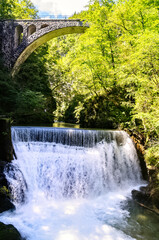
top-left (0, 21), bottom-right (3, 52)
top-left (0, 20), bottom-right (14, 68)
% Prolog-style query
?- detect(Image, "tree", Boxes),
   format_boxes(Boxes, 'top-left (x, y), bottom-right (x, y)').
top-left (14, 44), bottom-right (56, 124)
top-left (0, 0), bottom-right (38, 19)
top-left (0, 56), bottom-right (17, 115)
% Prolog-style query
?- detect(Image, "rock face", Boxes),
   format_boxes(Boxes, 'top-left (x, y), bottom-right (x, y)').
top-left (0, 176), bottom-right (15, 213)
top-left (132, 187), bottom-right (152, 207)
top-left (0, 118), bottom-right (14, 162)
top-left (132, 168), bottom-right (159, 214)
top-left (132, 176), bottom-right (159, 214)
top-left (0, 118), bottom-right (15, 213)
top-left (146, 170), bottom-right (159, 212)
top-left (126, 129), bottom-right (148, 180)
top-left (0, 188), bottom-right (15, 213)
top-left (0, 118), bottom-right (24, 239)
top-left (0, 222), bottom-right (24, 240)
top-left (125, 129), bottom-right (159, 214)
top-left (0, 161), bottom-right (15, 213)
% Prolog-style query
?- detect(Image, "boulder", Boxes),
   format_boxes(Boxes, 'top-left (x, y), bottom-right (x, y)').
top-left (0, 222), bottom-right (24, 240)
top-left (0, 118), bottom-right (14, 163)
top-left (0, 191), bottom-right (15, 213)
top-left (0, 160), bottom-right (15, 213)
top-left (132, 188), bottom-right (151, 205)
top-left (132, 170), bottom-right (159, 214)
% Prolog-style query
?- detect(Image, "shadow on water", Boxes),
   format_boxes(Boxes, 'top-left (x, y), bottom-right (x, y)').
top-left (115, 198), bottom-right (159, 240)
top-left (52, 122), bottom-right (80, 129)
top-left (13, 121), bottom-right (117, 131)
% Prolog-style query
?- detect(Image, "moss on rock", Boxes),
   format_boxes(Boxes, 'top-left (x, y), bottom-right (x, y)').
top-left (0, 222), bottom-right (24, 240)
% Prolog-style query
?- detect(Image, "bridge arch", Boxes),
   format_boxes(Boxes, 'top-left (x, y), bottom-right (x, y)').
top-left (27, 24), bottom-right (36, 37)
top-left (12, 20), bottom-right (88, 77)
top-left (15, 25), bottom-right (23, 48)
top-left (40, 24), bottom-right (49, 29)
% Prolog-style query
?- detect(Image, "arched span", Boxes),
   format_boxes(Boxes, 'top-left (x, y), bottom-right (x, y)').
top-left (15, 25), bottom-right (23, 48)
top-left (12, 24), bottom-right (88, 77)
top-left (27, 24), bottom-right (36, 37)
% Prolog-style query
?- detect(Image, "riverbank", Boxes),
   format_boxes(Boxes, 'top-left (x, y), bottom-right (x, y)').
top-left (0, 118), bottom-right (15, 212)
top-left (0, 118), bottom-right (24, 239)
top-left (125, 128), bottom-right (159, 215)
top-left (0, 119), bottom-right (159, 239)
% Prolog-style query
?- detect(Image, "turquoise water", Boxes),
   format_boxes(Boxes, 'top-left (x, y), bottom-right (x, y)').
top-left (113, 199), bottom-right (159, 240)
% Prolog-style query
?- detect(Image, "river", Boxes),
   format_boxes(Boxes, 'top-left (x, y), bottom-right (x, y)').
top-left (0, 126), bottom-right (159, 240)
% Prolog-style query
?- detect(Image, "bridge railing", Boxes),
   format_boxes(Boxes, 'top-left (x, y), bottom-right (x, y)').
top-left (38, 15), bottom-right (71, 19)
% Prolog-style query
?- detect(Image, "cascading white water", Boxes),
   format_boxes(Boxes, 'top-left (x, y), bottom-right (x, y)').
top-left (0, 127), bottom-right (143, 240)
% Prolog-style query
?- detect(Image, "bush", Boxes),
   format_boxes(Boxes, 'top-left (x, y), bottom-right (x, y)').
top-left (79, 93), bottom-right (132, 129)
top-left (145, 145), bottom-right (159, 168)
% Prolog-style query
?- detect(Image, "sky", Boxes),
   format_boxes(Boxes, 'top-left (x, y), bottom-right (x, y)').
top-left (31, 0), bottom-right (89, 18)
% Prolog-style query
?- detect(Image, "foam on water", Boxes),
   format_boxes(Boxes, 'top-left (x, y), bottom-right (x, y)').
top-left (0, 127), bottom-right (143, 240)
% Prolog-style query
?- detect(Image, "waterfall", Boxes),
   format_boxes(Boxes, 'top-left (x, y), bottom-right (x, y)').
top-left (0, 126), bottom-right (143, 240)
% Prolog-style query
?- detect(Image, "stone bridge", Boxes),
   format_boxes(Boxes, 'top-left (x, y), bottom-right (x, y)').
top-left (0, 19), bottom-right (88, 76)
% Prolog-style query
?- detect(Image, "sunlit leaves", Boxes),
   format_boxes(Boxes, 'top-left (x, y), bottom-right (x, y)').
top-left (45, 0), bottom-right (158, 131)
top-left (0, 0), bottom-right (38, 19)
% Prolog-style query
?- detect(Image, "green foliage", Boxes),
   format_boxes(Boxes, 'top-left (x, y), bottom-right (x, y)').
top-left (0, 0), bottom-right (16, 19)
top-left (42, 0), bottom-right (158, 142)
top-left (45, 35), bottom-right (81, 121)
top-left (63, 95), bottom-right (84, 124)
top-left (14, 44), bottom-right (56, 124)
top-left (16, 90), bottom-right (45, 114)
top-left (14, 90), bottom-right (53, 124)
top-left (0, 56), bottom-right (17, 115)
top-left (0, 0), bottom-right (38, 19)
top-left (0, 186), bottom-right (10, 197)
top-left (79, 89), bottom-right (132, 129)
top-left (145, 145), bottom-right (159, 168)
top-left (56, 0), bottom-right (159, 168)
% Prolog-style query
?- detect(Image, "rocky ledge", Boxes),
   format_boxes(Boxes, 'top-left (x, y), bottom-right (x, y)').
top-left (125, 128), bottom-right (159, 215)
top-left (132, 168), bottom-right (159, 215)
top-left (0, 222), bottom-right (25, 240)
top-left (0, 118), bottom-right (24, 240)
top-left (126, 129), bottom-right (148, 180)
top-left (0, 118), bottom-right (15, 213)
top-left (0, 160), bottom-right (15, 213)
